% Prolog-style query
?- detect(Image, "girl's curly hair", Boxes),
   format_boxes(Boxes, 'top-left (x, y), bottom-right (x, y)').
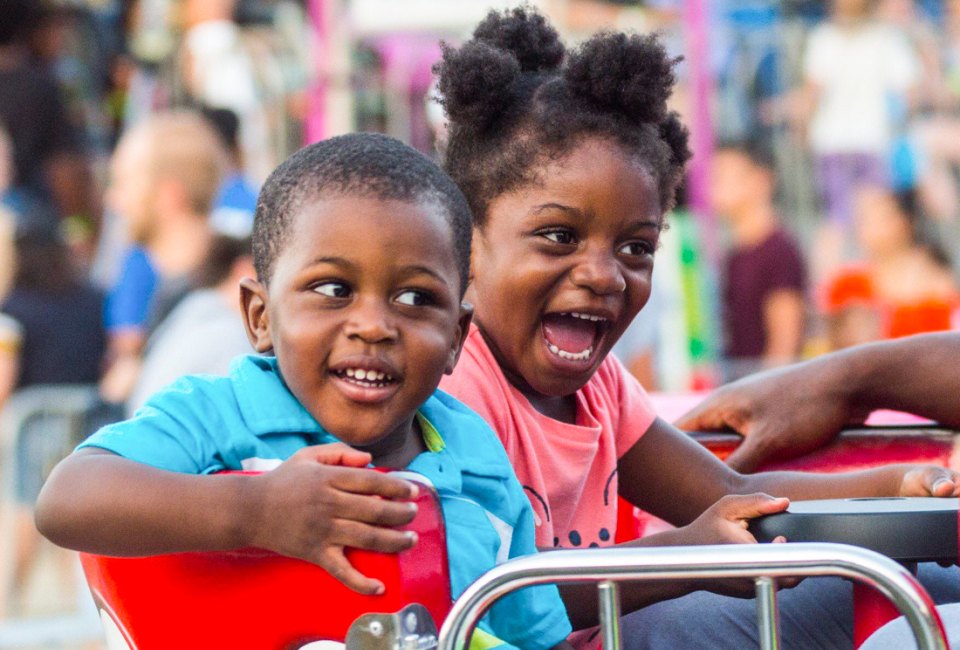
top-left (434, 6), bottom-right (691, 225)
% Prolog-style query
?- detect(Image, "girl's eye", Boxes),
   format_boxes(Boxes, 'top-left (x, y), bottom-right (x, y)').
top-left (541, 229), bottom-right (576, 245)
top-left (396, 290), bottom-right (431, 306)
top-left (314, 282), bottom-right (351, 298)
top-left (618, 241), bottom-right (655, 257)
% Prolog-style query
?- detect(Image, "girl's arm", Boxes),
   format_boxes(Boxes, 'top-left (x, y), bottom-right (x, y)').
top-left (546, 418), bottom-right (956, 628)
top-left (619, 418), bottom-right (959, 528)
top-left (36, 446), bottom-right (420, 594)
top-left (553, 492), bottom-right (789, 629)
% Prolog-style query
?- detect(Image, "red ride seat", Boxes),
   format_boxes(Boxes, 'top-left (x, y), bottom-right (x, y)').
top-left (79, 472), bottom-right (450, 650)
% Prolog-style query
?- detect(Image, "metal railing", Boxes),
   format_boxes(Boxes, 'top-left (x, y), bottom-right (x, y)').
top-left (0, 384), bottom-right (104, 647)
top-left (437, 543), bottom-right (948, 650)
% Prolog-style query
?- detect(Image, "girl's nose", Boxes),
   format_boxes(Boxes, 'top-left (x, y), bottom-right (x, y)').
top-left (343, 298), bottom-right (399, 343)
top-left (570, 253), bottom-right (626, 295)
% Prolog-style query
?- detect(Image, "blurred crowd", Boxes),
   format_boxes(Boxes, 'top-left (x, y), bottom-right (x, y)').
top-left (612, 0), bottom-right (960, 388)
top-left (1, 0), bottom-right (960, 615)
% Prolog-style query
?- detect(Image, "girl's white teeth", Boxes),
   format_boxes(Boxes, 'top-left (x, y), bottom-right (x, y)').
top-left (547, 343), bottom-right (593, 361)
top-left (568, 312), bottom-right (605, 322)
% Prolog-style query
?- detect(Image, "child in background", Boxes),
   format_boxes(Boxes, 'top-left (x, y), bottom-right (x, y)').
top-left (36, 133), bottom-right (572, 650)
top-left (710, 142), bottom-right (807, 381)
top-left (431, 8), bottom-right (960, 648)
top-left (823, 184), bottom-right (958, 350)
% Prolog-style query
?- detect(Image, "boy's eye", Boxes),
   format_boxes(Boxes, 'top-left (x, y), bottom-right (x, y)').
top-left (618, 241), bottom-right (655, 256)
top-left (314, 282), bottom-right (351, 298)
top-left (395, 289), bottom-right (432, 306)
top-left (540, 229), bottom-right (576, 245)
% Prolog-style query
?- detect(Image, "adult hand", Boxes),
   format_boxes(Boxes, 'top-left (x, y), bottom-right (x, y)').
top-left (675, 364), bottom-right (868, 472)
top-left (246, 443), bottom-right (420, 594)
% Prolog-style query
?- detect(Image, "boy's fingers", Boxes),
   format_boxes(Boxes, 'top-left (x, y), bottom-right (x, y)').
top-left (335, 492), bottom-right (419, 527)
top-left (331, 467), bottom-right (419, 500)
top-left (317, 547), bottom-right (385, 595)
top-left (299, 443), bottom-right (372, 467)
top-left (332, 520), bottom-right (418, 554)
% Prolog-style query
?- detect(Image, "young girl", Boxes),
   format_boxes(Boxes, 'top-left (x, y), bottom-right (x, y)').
top-left (433, 7), bottom-right (960, 648)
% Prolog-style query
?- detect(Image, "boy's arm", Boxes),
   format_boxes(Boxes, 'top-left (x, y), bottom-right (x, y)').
top-left (677, 332), bottom-right (960, 471)
top-left (36, 445), bottom-right (421, 594)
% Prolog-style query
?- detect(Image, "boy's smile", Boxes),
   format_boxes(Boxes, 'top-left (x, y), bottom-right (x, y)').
top-left (241, 195), bottom-right (471, 467)
top-left (470, 138), bottom-right (661, 401)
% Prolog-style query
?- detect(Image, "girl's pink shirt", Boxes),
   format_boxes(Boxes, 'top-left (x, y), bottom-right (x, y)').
top-left (440, 324), bottom-right (656, 550)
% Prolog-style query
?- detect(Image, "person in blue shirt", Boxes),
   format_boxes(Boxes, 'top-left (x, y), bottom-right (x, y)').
top-left (36, 133), bottom-right (573, 650)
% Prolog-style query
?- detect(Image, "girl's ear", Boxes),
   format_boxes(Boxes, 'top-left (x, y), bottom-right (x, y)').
top-left (445, 302), bottom-right (474, 374)
top-left (239, 277), bottom-right (274, 353)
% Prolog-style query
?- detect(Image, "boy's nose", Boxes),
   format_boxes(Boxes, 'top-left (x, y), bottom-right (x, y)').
top-left (570, 254), bottom-right (627, 296)
top-left (343, 298), bottom-right (399, 343)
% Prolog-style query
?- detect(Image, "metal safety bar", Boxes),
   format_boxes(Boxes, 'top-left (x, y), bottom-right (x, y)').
top-left (0, 384), bottom-right (103, 647)
top-left (437, 543), bottom-right (948, 650)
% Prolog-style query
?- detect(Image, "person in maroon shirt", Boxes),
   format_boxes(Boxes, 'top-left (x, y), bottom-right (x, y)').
top-left (710, 143), bottom-right (808, 381)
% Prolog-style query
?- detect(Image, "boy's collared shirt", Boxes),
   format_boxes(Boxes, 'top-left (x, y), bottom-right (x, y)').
top-left (80, 355), bottom-right (572, 650)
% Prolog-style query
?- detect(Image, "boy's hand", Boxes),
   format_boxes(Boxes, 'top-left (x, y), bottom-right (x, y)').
top-left (246, 443), bottom-right (421, 595)
top-left (899, 466), bottom-right (960, 497)
top-left (679, 493), bottom-right (790, 546)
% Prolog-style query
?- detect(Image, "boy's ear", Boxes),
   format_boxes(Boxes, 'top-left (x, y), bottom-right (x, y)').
top-left (239, 277), bottom-right (274, 354)
top-left (445, 302), bottom-right (474, 374)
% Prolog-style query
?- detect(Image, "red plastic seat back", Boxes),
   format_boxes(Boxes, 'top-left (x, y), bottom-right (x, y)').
top-left (80, 475), bottom-right (450, 650)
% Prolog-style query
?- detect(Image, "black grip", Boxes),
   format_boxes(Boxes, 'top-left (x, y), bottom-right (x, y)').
top-left (749, 497), bottom-right (959, 563)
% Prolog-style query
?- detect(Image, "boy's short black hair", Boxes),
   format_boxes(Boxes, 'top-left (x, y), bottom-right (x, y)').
top-left (434, 6), bottom-right (692, 225)
top-left (253, 133), bottom-right (472, 294)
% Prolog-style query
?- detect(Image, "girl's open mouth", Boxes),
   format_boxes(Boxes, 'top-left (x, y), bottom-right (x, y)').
top-left (540, 312), bottom-right (609, 365)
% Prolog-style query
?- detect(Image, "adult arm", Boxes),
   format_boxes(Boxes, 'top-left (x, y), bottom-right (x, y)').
top-left (677, 332), bottom-right (960, 471)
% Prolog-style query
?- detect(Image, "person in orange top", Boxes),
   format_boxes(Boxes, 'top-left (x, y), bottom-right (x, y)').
top-left (822, 184), bottom-right (957, 349)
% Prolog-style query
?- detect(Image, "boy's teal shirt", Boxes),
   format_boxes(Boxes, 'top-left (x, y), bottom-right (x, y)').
top-left (80, 355), bottom-right (572, 650)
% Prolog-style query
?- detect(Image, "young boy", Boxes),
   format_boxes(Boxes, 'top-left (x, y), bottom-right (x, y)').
top-left (36, 133), bottom-right (572, 650)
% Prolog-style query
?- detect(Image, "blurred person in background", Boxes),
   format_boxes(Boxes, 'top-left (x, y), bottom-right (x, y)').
top-left (178, 0), bottom-right (274, 182)
top-left (100, 111), bottom-right (227, 407)
top-left (822, 184), bottom-right (957, 350)
top-left (710, 142), bottom-right (808, 382)
top-left (127, 228), bottom-right (254, 416)
top-left (902, 0), bottom-right (960, 243)
top-left (2, 218), bottom-right (105, 610)
top-left (200, 105), bottom-right (259, 236)
top-left (800, 0), bottom-right (918, 274)
top-left (0, 0), bottom-right (97, 250)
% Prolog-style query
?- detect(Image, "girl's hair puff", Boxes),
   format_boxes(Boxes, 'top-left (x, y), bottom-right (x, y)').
top-left (435, 6), bottom-right (691, 225)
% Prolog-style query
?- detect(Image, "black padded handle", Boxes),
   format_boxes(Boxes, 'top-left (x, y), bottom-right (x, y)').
top-left (749, 497), bottom-right (959, 563)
